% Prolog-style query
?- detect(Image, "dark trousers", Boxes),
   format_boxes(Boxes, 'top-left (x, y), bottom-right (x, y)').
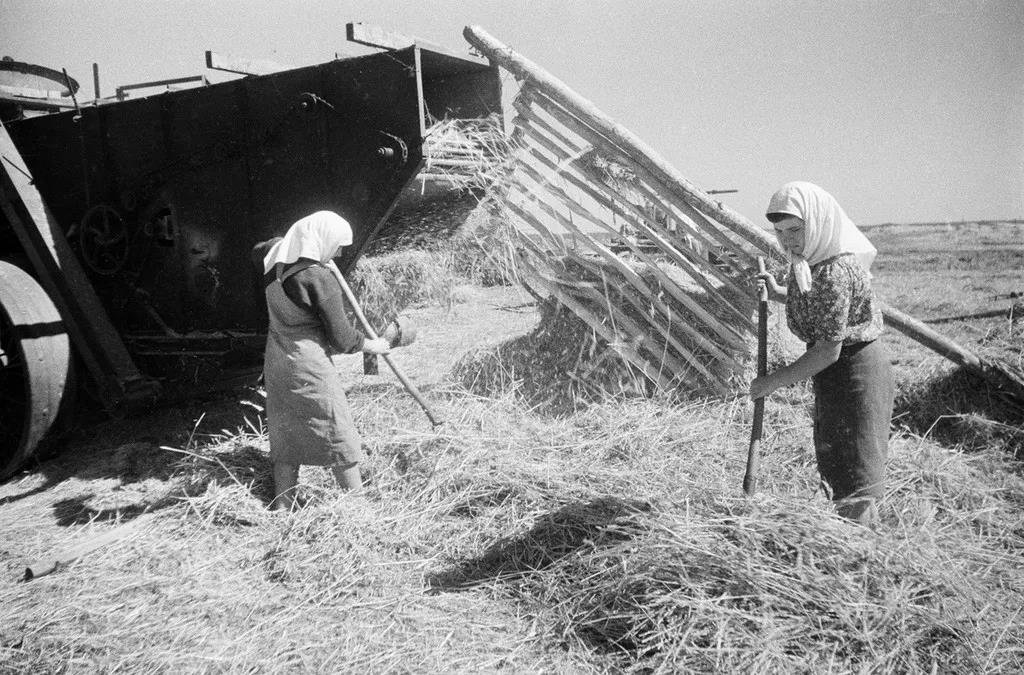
top-left (812, 340), bottom-right (895, 518)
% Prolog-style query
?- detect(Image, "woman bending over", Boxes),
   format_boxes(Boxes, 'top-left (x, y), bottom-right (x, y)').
top-left (258, 211), bottom-right (390, 510)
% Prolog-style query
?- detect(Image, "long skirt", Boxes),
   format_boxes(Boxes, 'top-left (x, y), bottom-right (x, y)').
top-left (812, 339), bottom-right (894, 518)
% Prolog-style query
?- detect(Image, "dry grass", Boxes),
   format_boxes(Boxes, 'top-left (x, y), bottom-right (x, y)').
top-left (2, 389), bottom-right (1020, 673)
top-left (1, 222), bottom-right (1022, 674)
top-left (349, 207), bottom-right (519, 330)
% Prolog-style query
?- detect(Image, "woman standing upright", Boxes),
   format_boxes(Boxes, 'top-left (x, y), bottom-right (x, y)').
top-left (751, 182), bottom-right (894, 524)
top-left (259, 211), bottom-right (390, 510)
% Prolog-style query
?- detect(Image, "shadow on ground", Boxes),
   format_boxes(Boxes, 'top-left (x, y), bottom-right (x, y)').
top-left (0, 390), bottom-right (274, 523)
top-left (427, 495), bottom-right (652, 591)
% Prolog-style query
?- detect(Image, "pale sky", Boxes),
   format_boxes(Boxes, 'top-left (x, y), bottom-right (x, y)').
top-left (2, 0), bottom-right (1021, 225)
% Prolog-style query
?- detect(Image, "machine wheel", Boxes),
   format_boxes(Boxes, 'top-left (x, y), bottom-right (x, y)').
top-left (0, 261), bottom-right (73, 479)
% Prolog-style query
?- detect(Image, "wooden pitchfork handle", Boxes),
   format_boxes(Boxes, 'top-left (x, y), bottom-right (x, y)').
top-left (328, 266), bottom-right (443, 428)
top-left (743, 257), bottom-right (769, 496)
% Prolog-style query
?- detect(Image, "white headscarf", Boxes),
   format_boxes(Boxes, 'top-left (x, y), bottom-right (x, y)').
top-left (766, 181), bottom-right (876, 292)
top-left (262, 210), bottom-right (353, 277)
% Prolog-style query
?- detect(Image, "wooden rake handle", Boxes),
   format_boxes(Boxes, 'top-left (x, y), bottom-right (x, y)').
top-left (743, 257), bottom-right (769, 496)
top-left (328, 266), bottom-right (443, 428)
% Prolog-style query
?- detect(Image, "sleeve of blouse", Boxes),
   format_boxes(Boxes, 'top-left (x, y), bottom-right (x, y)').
top-left (811, 264), bottom-right (853, 343)
top-left (303, 268), bottom-right (366, 354)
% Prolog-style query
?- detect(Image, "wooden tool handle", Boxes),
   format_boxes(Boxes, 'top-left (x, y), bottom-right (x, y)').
top-left (328, 265), bottom-right (443, 427)
top-left (743, 257), bottom-right (769, 496)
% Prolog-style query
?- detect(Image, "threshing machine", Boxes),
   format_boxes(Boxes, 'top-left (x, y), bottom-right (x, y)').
top-left (0, 36), bottom-right (501, 478)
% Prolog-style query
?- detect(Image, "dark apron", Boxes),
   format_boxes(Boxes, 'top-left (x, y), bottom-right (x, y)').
top-left (812, 339), bottom-right (894, 506)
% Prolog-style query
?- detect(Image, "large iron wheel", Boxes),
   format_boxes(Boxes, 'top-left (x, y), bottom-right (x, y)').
top-left (0, 261), bottom-right (73, 479)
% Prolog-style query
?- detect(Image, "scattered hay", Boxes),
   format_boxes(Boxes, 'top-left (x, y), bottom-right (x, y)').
top-left (3, 387), bottom-right (1022, 673)
top-left (440, 208), bottom-right (522, 288)
top-left (420, 114), bottom-right (516, 194)
top-left (524, 497), bottom-right (1001, 673)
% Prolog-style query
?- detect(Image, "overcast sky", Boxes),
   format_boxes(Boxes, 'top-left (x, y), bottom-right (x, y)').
top-left (2, 0), bottom-right (1021, 225)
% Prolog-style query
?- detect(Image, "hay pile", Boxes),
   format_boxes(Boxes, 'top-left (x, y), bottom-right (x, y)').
top-left (896, 364), bottom-right (1024, 458)
top-left (349, 219), bottom-right (522, 333)
top-left (452, 298), bottom-right (658, 415)
top-left (451, 249), bottom-right (764, 413)
top-left (454, 492), bottom-right (1014, 673)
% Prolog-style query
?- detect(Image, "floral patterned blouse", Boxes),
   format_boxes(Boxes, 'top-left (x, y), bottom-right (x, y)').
top-left (785, 253), bottom-right (884, 346)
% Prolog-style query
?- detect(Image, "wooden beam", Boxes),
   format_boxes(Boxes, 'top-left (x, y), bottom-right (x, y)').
top-left (115, 75), bottom-right (206, 100)
top-left (347, 22), bottom-right (420, 50)
top-left (205, 51), bottom-right (293, 76)
top-left (348, 22), bottom-right (486, 65)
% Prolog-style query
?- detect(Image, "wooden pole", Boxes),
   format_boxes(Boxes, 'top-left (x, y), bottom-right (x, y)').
top-left (879, 299), bottom-right (1024, 400)
top-left (743, 258), bottom-right (769, 496)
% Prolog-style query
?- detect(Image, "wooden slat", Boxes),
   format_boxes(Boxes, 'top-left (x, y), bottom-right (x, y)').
top-left (507, 180), bottom-right (740, 377)
top-left (511, 155), bottom-right (750, 359)
top-left (513, 128), bottom-right (753, 342)
top-left (517, 87), bottom-right (763, 271)
top-left (512, 97), bottom-right (753, 280)
top-left (507, 202), bottom-right (740, 392)
top-left (517, 86), bottom-right (761, 265)
top-left (517, 253), bottom-right (679, 392)
top-left (514, 113), bottom-right (755, 319)
top-left (511, 97), bottom-right (590, 158)
top-left (502, 194), bottom-right (569, 256)
top-left (558, 263), bottom-right (730, 395)
top-left (564, 252), bottom-right (735, 391)
top-left (510, 198), bottom-right (737, 394)
top-left (464, 26), bottom-right (781, 256)
top-left (506, 96), bottom-right (749, 392)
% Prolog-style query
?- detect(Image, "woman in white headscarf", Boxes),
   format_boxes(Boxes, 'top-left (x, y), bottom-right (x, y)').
top-left (257, 211), bottom-right (390, 510)
top-left (752, 182), bottom-right (894, 525)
